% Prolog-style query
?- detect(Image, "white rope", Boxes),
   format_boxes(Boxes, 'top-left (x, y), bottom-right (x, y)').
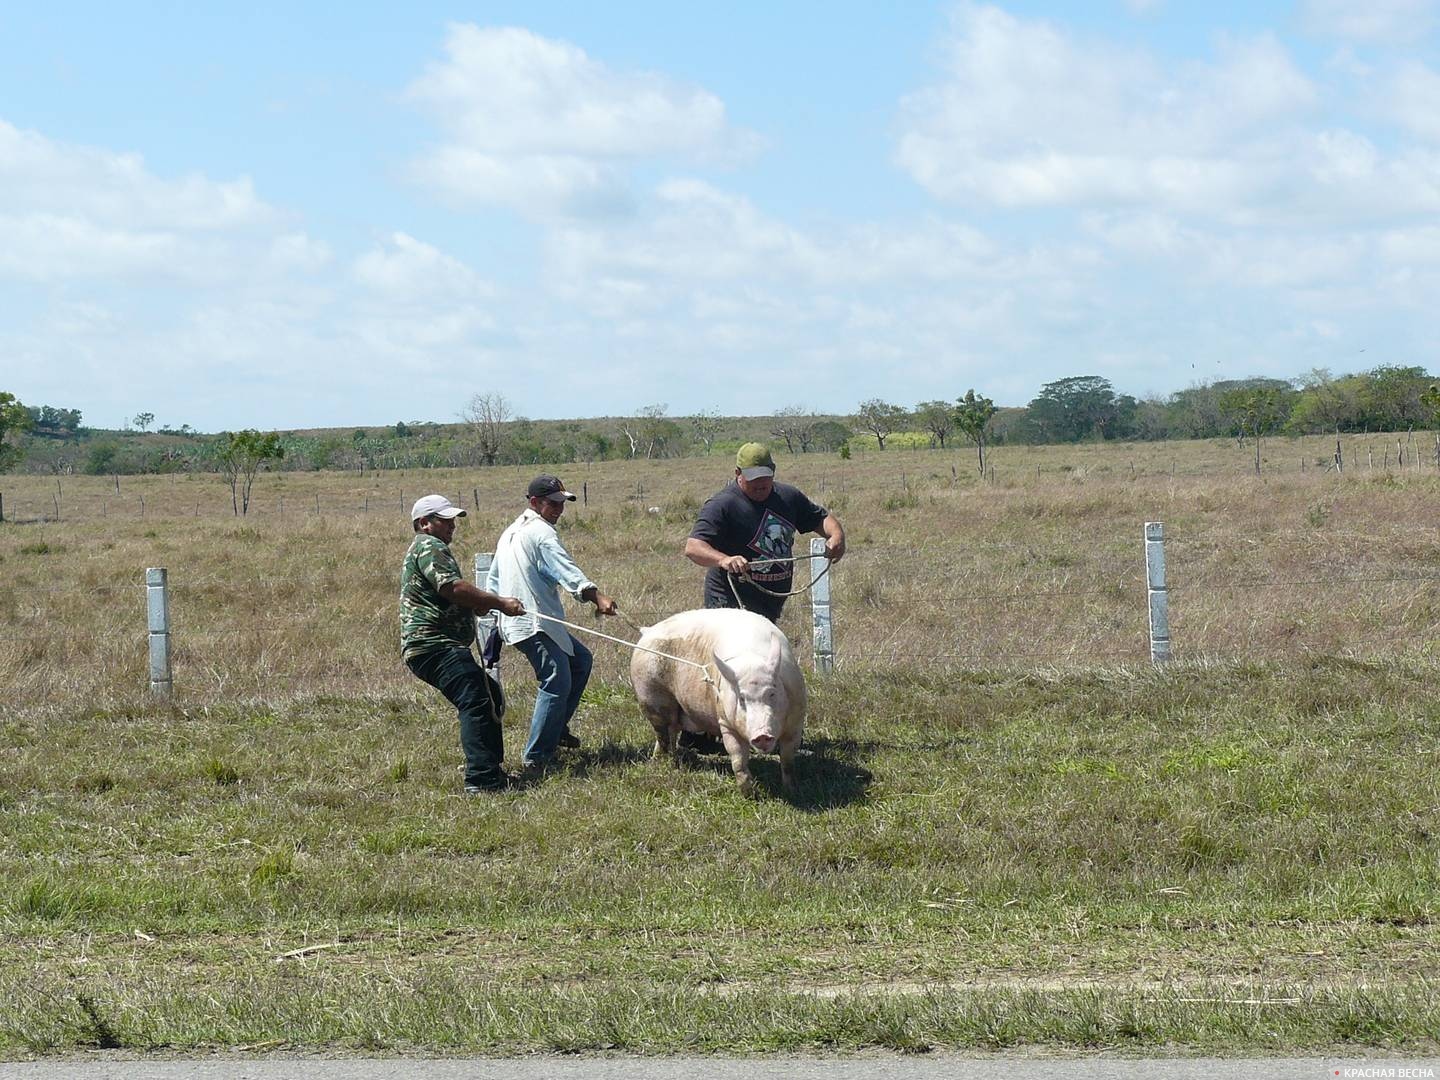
top-left (530, 611), bottom-right (718, 685)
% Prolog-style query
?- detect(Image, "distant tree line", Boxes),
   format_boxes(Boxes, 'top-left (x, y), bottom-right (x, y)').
top-left (854, 365), bottom-right (1439, 453)
top-left (2, 364), bottom-right (1437, 478)
top-left (25, 404), bottom-right (84, 438)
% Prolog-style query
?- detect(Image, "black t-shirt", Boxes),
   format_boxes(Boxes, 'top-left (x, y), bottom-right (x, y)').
top-left (689, 481), bottom-right (827, 604)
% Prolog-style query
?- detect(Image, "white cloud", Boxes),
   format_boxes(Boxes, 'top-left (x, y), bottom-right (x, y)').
top-left (547, 179), bottom-right (1006, 297)
top-left (269, 233), bottom-right (332, 273)
top-left (896, 6), bottom-right (1318, 215)
top-left (0, 213), bottom-right (184, 281)
top-left (1082, 210), bottom-right (1371, 290)
top-left (0, 119), bottom-right (269, 231)
top-left (894, 3), bottom-right (1440, 235)
top-left (1299, 0), bottom-right (1437, 44)
top-left (1379, 224), bottom-right (1440, 263)
top-left (1382, 61), bottom-right (1440, 141)
top-left (404, 25), bottom-right (760, 217)
top-left (352, 232), bottom-right (493, 302)
top-left (0, 119), bottom-right (314, 284)
top-left (0, 118), bottom-right (496, 425)
top-left (348, 233), bottom-right (501, 359)
top-left (408, 147), bottom-right (635, 218)
top-left (525, 178), bottom-right (1129, 409)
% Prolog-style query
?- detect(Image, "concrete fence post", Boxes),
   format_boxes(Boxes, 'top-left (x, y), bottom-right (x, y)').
top-left (146, 567), bottom-right (173, 698)
top-left (1145, 522), bottom-right (1170, 664)
top-left (474, 553), bottom-right (498, 672)
top-left (810, 537), bottom-right (834, 674)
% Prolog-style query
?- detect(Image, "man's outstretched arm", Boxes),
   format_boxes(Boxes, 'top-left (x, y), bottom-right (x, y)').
top-left (439, 580), bottom-right (524, 616)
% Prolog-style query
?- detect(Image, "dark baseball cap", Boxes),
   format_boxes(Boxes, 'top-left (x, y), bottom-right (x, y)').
top-left (527, 475), bottom-right (576, 501)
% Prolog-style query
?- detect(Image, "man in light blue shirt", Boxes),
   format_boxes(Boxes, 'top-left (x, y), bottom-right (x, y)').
top-left (486, 475), bottom-right (617, 768)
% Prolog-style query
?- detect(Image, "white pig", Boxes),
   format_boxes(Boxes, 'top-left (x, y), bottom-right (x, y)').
top-left (630, 608), bottom-right (807, 796)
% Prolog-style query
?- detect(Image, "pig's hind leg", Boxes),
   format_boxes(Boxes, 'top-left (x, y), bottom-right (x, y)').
top-left (640, 693), bottom-right (682, 762)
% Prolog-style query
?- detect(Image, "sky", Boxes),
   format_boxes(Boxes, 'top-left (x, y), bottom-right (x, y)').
top-left (3, 1), bottom-right (1439, 431)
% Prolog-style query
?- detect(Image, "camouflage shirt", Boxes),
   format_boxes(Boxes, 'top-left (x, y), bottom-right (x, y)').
top-left (399, 534), bottom-right (474, 661)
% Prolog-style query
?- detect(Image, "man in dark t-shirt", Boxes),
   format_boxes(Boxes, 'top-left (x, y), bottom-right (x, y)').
top-left (685, 442), bottom-right (846, 624)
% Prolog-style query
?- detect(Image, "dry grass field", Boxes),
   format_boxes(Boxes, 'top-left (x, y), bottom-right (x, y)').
top-left (1, 430), bottom-right (1438, 709)
top-left (2, 431), bottom-right (1439, 1055)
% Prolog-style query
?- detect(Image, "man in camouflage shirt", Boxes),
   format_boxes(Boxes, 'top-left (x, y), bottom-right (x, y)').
top-left (401, 494), bottom-right (524, 793)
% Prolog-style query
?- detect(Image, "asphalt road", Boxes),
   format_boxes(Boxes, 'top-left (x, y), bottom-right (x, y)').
top-left (2, 1057), bottom-right (1438, 1080)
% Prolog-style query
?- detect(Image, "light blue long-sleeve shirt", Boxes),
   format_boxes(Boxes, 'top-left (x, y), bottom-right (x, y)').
top-left (484, 508), bottom-right (596, 655)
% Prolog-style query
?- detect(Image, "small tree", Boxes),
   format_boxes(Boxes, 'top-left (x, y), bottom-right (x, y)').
top-left (218, 430), bottom-right (284, 516)
top-left (852, 398), bottom-right (908, 450)
top-left (1288, 368), bottom-right (1360, 434)
top-left (811, 420), bottom-right (852, 453)
top-left (133, 412), bottom-right (155, 433)
top-left (462, 392), bottom-right (512, 466)
top-left (1219, 387), bottom-right (1286, 476)
top-left (0, 391), bottom-right (33, 473)
top-left (688, 409), bottom-right (723, 454)
top-left (580, 430), bottom-right (612, 463)
top-left (770, 406), bottom-right (801, 454)
top-left (953, 389), bottom-right (997, 473)
top-left (621, 404), bottom-right (672, 459)
top-left (1166, 383), bottom-right (1227, 439)
top-left (649, 418), bottom-right (684, 458)
top-left (618, 419), bottom-right (639, 459)
top-left (1360, 365), bottom-right (1430, 432)
top-left (915, 400), bottom-right (955, 448)
top-left (771, 405), bottom-right (817, 454)
top-left (639, 404), bottom-right (670, 459)
top-left (1423, 385), bottom-right (1440, 468)
top-left (86, 442), bottom-right (119, 475)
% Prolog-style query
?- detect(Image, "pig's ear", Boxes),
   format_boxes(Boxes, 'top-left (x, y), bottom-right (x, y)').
top-left (766, 634), bottom-right (783, 669)
top-left (713, 653), bottom-right (739, 687)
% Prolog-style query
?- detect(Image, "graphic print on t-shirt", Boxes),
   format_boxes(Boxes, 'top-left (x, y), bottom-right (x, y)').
top-left (747, 509), bottom-right (796, 580)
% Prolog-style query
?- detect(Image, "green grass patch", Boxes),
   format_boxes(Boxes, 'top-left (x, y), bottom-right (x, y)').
top-left (2, 658), bottom-right (1439, 1055)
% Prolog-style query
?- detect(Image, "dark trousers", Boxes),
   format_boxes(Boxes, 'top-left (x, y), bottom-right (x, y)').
top-left (703, 581), bottom-right (784, 624)
top-left (406, 646), bottom-right (505, 789)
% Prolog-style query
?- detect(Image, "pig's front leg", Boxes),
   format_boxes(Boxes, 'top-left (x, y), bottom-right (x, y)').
top-left (777, 732), bottom-right (802, 794)
top-left (720, 723), bottom-right (756, 798)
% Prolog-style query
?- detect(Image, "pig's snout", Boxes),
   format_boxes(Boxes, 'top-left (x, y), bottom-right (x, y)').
top-left (750, 733), bottom-right (777, 754)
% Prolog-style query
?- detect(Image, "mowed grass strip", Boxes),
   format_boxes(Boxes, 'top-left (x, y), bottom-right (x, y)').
top-left (2, 659), bottom-right (1438, 1053)
top-left (5, 975), bottom-right (1438, 1055)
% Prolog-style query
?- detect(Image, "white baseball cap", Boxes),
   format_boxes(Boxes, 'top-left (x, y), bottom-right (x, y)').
top-left (411, 494), bottom-right (466, 522)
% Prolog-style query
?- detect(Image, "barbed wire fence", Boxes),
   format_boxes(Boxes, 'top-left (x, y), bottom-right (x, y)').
top-left (4, 521), bottom-right (1439, 710)
top-left (0, 484), bottom-right (491, 525)
top-left (4, 430), bottom-right (1440, 525)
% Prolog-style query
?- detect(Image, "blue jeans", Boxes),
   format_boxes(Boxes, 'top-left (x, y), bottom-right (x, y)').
top-left (514, 633), bottom-right (593, 765)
